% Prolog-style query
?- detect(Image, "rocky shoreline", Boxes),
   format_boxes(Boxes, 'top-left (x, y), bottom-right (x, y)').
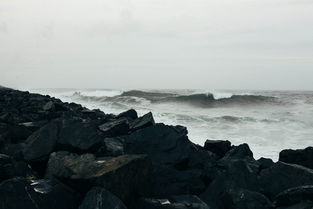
top-left (1, 87), bottom-right (313, 209)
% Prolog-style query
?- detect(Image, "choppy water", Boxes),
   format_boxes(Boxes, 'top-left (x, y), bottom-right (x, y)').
top-left (29, 88), bottom-right (313, 160)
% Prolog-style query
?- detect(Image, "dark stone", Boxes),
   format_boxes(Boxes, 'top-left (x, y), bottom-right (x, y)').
top-left (23, 121), bottom-right (59, 162)
top-left (45, 151), bottom-right (152, 204)
top-left (98, 118), bottom-right (130, 137)
top-left (259, 162), bottom-right (313, 199)
top-left (222, 189), bottom-right (273, 209)
top-left (224, 143), bottom-right (253, 159)
top-left (279, 147), bottom-right (313, 169)
top-left (139, 195), bottom-right (210, 209)
top-left (200, 158), bottom-right (261, 209)
top-left (258, 157), bottom-right (274, 170)
top-left (0, 177), bottom-right (81, 209)
top-left (275, 186), bottom-right (313, 207)
top-left (96, 137), bottom-right (124, 156)
top-left (57, 118), bottom-right (104, 152)
top-left (78, 187), bottom-right (127, 209)
top-left (130, 112), bottom-right (155, 131)
top-left (204, 139), bottom-right (231, 157)
top-left (117, 109), bottom-right (138, 120)
top-left (19, 120), bottom-right (49, 132)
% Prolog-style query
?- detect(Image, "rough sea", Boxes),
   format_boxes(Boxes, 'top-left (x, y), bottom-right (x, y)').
top-left (29, 88), bottom-right (313, 161)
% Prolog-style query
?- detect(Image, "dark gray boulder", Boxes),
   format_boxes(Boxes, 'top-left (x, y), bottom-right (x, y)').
top-left (78, 187), bottom-right (127, 209)
top-left (23, 121), bottom-right (59, 162)
top-left (96, 137), bottom-right (124, 156)
top-left (0, 177), bottom-right (81, 209)
top-left (204, 139), bottom-right (231, 157)
top-left (139, 195), bottom-right (210, 209)
top-left (117, 109), bottom-right (138, 120)
top-left (0, 154), bottom-right (14, 182)
top-left (200, 158), bottom-right (261, 209)
top-left (277, 201), bottom-right (313, 209)
top-left (279, 147), bottom-right (313, 169)
top-left (258, 157), bottom-right (274, 170)
top-left (224, 143), bottom-right (253, 159)
top-left (57, 118), bottom-right (104, 152)
top-left (45, 151), bottom-right (152, 204)
top-left (275, 185), bottom-right (313, 207)
top-left (259, 162), bottom-right (313, 199)
top-left (130, 112), bottom-right (155, 131)
top-left (222, 189), bottom-right (273, 209)
top-left (98, 118), bottom-right (129, 137)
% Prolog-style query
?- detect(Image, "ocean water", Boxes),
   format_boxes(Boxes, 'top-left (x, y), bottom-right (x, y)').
top-left (29, 88), bottom-right (313, 161)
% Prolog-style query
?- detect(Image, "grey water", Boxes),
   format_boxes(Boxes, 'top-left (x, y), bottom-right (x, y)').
top-left (29, 88), bottom-right (313, 161)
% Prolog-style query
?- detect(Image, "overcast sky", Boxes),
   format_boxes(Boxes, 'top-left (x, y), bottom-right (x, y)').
top-left (0, 0), bottom-right (313, 90)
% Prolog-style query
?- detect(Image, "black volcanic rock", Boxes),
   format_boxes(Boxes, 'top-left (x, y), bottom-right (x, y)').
top-left (279, 147), bottom-right (313, 169)
top-left (259, 162), bottom-right (313, 199)
top-left (274, 185), bottom-right (313, 207)
top-left (130, 112), bottom-right (155, 131)
top-left (258, 157), bottom-right (274, 170)
top-left (117, 109), bottom-right (138, 120)
top-left (78, 187), bottom-right (127, 209)
top-left (139, 195), bottom-right (210, 209)
top-left (45, 151), bottom-right (152, 204)
top-left (0, 154), bottom-right (14, 182)
top-left (224, 143), bottom-right (253, 159)
top-left (0, 177), bottom-right (81, 209)
top-left (57, 118), bottom-right (104, 152)
top-left (96, 137), bottom-right (124, 156)
top-left (23, 121), bottom-right (59, 162)
top-left (99, 118), bottom-right (130, 137)
top-left (204, 139), bottom-right (231, 157)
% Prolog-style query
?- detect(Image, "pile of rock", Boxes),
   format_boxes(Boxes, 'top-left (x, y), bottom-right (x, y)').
top-left (1, 88), bottom-right (313, 209)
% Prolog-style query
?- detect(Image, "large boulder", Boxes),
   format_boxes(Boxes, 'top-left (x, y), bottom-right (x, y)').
top-left (129, 112), bottom-right (155, 131)
top-left (279, 147), bottom-right (313, 169)
top-left (78, 187), bottom-right (127, 209)
top-left (259, 162), bottom-right (313, 199)
top-left (221, 189), bottom-right (273, 209)
top-left (95, 137), bottom-right (124, 157)
top-left (200, 158), bottom-right (261, 209)
top-left (139, 195), bottom-right (210, 209)
top-left (117, 109), bottom-right (138, 120)
top-left (45, 151), bottom-right (152, 204)
top-left (0, 177), bottom-right (81, 209)
top-left (0, 154), bottom-right (14, 182)
top-left (98, 118), bottom-right (130, 137)
top-left (275, 186), bottom-right (313, 207)
top-left (57, 118), bottom-right (104, 152)
top-left (23, 121), bottom-right (59, 162)
top-left (223, 143), bottom-right (253, 159)
top-left (204, 139), bottom-right (231, 157)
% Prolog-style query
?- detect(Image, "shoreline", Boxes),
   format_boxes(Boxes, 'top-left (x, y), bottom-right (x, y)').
top-left (1, 87), bottom-right (313, 209)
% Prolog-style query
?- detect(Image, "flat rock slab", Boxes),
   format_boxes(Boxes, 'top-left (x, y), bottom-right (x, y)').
top-left (45, 151), bottom-right (152, 204)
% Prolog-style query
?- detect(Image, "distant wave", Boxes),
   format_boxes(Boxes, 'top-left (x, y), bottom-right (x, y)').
top-left (67, 90), bottom-right (277, 108)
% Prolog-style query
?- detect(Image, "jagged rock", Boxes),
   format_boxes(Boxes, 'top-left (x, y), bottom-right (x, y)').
top-left (259, 162), bottom-right (313, 199)
top-left (57, 118), bottom-right (104, 152)
top-left (45, 151), bottom-right (152, 204)
top-left (222, 189), bottom-right (273, 209)
top-left (224, 143), bottom-right (253, 159)
top-left (23, 121), bottom-right (59, 162)
top-left (98, 118), bottom-right (129, 137)
top-left (19, 120), bottom-right (49, 132)
top-left (130, 112), bottom-right (155, 131)
top-left (117, 109), bottom-right (138, 120)
top-left (78, 187), bottom-right (127, 209)
top-left (279, 147), bottom-right (313, 169)
top-left (96, 137), bottom-right (124, 156)
top-left (0, 177), bottom-right (81, 209)
top-left (2, 124), bottom-right (33, 143)
top-left (258, 157), bottom-right (274, 170)
top-left (124, 123), bottom-right (215, 167)
top-left (200, 158), bottom-right (261, 209)
top-left (139, 195), bottom-right (210, 209)
top-left (274, 186), bottom-right (313, 207)
top-left (204, 139), bottom-right (231, 157)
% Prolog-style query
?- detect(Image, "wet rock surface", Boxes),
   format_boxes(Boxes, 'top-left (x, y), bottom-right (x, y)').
top-left (1, 87), bottom-right (313, 209)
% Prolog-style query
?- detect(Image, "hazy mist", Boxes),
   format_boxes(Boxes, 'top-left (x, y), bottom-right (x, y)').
top-left (0, 0), bottom-right (313, 90)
